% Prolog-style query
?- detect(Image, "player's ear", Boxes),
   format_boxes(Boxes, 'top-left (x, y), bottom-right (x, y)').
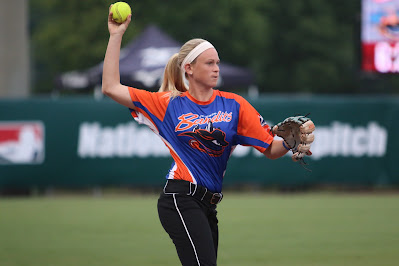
top-left (184, 64), bottom-right (193, 75)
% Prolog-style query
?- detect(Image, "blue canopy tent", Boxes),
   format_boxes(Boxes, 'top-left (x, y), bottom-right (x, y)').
top-left (55, 25), bottom-right (255, 93)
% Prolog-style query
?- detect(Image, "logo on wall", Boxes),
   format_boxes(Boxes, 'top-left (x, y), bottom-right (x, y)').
top-left (0, 121), bottom-right (45, 164)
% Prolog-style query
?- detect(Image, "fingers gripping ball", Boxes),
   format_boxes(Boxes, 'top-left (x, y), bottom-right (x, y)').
top-left (272, 115), bottom-right (316, 162)
top-left (111, 2), bottom-right (132, 23)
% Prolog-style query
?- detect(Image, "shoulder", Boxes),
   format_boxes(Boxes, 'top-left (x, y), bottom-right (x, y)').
top-left (216, 90), bottom-right (246, 102)
top-left (215, 90), bottom-right (251, 108)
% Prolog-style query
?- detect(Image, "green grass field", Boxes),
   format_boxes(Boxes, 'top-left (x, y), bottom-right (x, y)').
top-left (1, 192), bottom-right (398, 266)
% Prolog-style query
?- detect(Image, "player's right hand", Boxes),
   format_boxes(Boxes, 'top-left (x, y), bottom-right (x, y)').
top-left (108, 5), bottom-right (132, 36)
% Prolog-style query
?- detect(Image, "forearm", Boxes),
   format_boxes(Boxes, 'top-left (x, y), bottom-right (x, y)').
top-left (101, 10), bottom-right (133, 108)
top-left (263, 139), bottom-right (289, 160)
top-left (102, 34), bottom-right (123, 93)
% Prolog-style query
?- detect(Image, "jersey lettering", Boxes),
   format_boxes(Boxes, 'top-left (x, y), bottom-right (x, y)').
top-left (175, 111), bottom-right (233, 131)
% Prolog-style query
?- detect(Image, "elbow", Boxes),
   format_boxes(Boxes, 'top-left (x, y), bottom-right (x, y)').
top-left (101, 83), bottom-right (112, 97)
top-left (101, 84), bottom-right (109, 95)
top-left (263, 149), bottom-right (276, 160)
top-left (264, 153), bottom-right (279, 160)
top-left (102, 79), bottom-right (122, 97)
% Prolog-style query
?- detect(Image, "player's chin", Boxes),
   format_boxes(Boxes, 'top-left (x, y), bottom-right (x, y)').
top-left (209, 78), bottom-right (218, 87)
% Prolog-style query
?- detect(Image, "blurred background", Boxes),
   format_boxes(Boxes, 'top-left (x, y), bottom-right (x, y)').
top-left (1, 1), bottom-right (399, 266)
top-left (7, 0), bottom-right (399, 97)
top-left (1, 0), bottom-right (397, 193)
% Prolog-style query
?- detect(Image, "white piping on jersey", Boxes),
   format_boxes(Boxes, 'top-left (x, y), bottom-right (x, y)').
top-left (135, 112), bottom-right (197, 184)
top-left (173, 193), bottom-right (201, 266)
top-left (160, 135), bottom-right (197, 184)
top-left (133, 112), bottom-right (159, 134)
top-left (167, 163), bottom-right (178, 180)
top-left (133, 110), bottom-right (197, 184)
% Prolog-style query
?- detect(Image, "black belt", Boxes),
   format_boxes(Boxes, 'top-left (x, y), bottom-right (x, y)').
top-left (163, 179), bottom-right (223, 205)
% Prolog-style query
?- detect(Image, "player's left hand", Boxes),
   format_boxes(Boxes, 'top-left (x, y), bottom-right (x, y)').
top-left (272, 115), bottom-right (315, 162)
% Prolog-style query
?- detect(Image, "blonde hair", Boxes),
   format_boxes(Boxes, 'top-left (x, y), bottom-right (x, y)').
top-left (159, 38), bottom-right (207, 98)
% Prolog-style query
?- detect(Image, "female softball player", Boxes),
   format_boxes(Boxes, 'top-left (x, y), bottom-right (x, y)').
top-left (102, 6), bottom-right (313, 266)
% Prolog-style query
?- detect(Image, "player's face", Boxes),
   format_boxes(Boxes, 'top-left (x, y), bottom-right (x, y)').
top-left (190, 48), bottom-right (220, 89)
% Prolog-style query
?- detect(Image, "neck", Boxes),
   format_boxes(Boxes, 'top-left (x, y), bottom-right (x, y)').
top-left (188, 85), bottom-right (214, 102)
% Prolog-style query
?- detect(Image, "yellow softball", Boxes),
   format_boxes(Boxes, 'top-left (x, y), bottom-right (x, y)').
top-left (111, 2), bottom-right (131, 23)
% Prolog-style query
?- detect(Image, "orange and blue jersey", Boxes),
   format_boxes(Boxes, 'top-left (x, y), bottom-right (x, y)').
top-left (128, 87), bottom-right (274, 193)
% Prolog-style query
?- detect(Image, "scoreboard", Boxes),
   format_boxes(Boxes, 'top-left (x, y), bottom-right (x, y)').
top-left (361, 0), bottom-right (399, 73)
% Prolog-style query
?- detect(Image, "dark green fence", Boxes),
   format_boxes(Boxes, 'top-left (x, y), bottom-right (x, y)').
top-left (0, 95), bottom-right (398, 189)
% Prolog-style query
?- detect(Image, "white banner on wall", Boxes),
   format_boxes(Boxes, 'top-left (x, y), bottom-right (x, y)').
top-left (77, 121), bottom-right (388, 160)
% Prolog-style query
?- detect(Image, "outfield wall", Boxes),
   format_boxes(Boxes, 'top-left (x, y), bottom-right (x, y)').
top-left (0, 95), bottom-right (398, 189)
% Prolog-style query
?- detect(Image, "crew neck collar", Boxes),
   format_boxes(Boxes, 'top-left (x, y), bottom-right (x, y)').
top-left (184, 90), bottom-right (217, 105)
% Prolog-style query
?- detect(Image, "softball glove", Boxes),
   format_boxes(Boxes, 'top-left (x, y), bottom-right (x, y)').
top-left (272, 115), bottom-right (315, 162)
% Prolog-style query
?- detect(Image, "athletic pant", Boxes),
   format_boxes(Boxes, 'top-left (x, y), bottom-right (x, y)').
top-left (157, 181), bottom-right (220, 266)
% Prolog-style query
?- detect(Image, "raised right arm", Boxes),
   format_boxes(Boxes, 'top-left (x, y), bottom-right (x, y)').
top-left (102, 6), bottom-right (135, 109)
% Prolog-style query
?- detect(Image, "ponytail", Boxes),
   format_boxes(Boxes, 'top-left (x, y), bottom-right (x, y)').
top-left (158, 53), bottom-right (187, 98)
top-left (158, 38), bottom-right (208, 98)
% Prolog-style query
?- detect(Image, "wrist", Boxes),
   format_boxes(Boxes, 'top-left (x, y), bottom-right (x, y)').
top-left (282, 141), bottom-right (291, 151)
top-left (109, 32), bottom-right (124, 39)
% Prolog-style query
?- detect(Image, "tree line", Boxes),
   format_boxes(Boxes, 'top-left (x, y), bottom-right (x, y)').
top-left (30, 0), bottom-right (399, 95)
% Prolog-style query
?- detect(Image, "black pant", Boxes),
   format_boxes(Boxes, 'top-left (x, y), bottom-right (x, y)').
top-left (157, 182), bottom-right (219, 266)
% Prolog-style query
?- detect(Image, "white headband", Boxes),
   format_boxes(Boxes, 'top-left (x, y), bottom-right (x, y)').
top-left (180, 41), bottom-right (214, 77)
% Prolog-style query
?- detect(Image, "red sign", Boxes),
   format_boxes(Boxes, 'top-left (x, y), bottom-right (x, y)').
top-left (361, 0), bottom-right (399, 73)
top-left (0, 121), bottom-right (45, 164)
